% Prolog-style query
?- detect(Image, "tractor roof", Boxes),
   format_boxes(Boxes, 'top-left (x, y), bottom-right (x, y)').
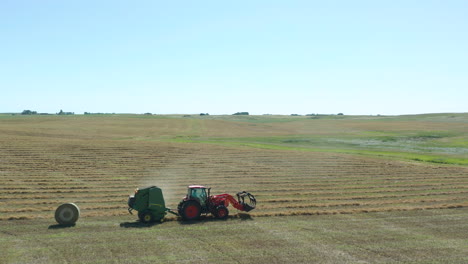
top-left (188, 185), bottom-right (207, 189)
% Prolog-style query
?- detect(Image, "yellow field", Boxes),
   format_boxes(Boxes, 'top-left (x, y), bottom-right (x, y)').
top-left (1, 114), bottom-right (467, 221)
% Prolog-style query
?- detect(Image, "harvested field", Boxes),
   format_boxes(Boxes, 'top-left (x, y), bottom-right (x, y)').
top-left (1, 114), bottom-right (467, 221)
top-left (1, 114), bottom-right (467, 263)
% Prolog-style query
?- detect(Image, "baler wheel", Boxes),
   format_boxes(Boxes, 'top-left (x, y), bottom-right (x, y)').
top-left (180, 200), bottom-right (201, 221)
top-left (140, 211), bottom-right (154, 223)
top-left (137, 211), bottom-right (144, 221)
top-left (215, 205), bottom-right (229, 219)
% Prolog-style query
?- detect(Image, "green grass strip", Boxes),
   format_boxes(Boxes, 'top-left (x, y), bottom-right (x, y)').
top-left (169, 138), bottom-right (468, 166)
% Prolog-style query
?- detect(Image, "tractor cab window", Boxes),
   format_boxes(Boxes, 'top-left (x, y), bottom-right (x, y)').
top-left (190, 188), bottom-right (207, 206)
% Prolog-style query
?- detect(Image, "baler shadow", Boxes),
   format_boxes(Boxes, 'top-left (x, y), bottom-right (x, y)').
top-left (120, 214), bottom-right (253, 228)
top-left (119, 221), bottom-right (162, 228)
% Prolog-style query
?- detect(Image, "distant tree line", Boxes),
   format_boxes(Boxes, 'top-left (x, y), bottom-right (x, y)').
top-left (305, 113), bottom-right (344, 116)
top-left (57, 110), bottom-right (74, 115)
top-left (21, 110), bottom-right (37, 115)
top-left (20, 110), bottom-right (74, 115)
top-left (20, 110), bottom-right (52, 115)
top-left (18, 110), bottom-right (344, 116)
top-left (84, 112), bottom-right (116, 115)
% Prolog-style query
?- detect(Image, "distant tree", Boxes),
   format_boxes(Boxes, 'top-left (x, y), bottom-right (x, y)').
top-left (337, 113), bottom-right (344, 116)
top-left (233, 112), bottom-right (249, 115)
top-left (21, 110), bottom-right (37, 115)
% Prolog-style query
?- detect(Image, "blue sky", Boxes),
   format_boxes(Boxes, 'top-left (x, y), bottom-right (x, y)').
top-left (1, 1), bottom-right (467, 115)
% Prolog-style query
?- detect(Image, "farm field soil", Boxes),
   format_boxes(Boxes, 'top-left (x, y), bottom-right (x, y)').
top-left (2, 137), bottom-right (468, 220)
top-left (0, 114), bottom-right (467, 263)
top-left (1, 209), bottom-right (467, 264)
top-left (1, 132), bottom-right (467, 219)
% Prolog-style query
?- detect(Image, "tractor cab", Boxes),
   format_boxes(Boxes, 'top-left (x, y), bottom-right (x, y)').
top-left (186, 185), bottom-right (211, 207)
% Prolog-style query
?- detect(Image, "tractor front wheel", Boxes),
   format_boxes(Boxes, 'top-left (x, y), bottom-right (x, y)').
top-left (215, 205), bottom-right (229, 219)
top-left (180, 200), bottom-right (202, 221)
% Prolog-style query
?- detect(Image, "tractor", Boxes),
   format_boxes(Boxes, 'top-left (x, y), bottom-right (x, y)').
top-left (127, 185), bottom-right (256, 223)
top-left (177, 185), bottom-right (256, 220)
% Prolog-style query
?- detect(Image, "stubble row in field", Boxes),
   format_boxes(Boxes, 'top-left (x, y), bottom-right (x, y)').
top-left (1, 115), bottom-right (467, 221)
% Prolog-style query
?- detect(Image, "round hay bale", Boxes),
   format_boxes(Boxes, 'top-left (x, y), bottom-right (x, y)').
top-left (55, 203), bottom-right (80, 225)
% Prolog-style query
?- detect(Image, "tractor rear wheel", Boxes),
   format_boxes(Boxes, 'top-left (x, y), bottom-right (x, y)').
top-left (140, 211), bottom-right (154, 223)
top-left (180, 200), bottom-right (201, 221)
top-left (215, 205), bottom-right (229, 219)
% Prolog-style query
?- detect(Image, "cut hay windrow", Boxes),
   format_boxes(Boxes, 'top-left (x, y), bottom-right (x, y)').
top-left (1, 115), bottom-right (467, 221)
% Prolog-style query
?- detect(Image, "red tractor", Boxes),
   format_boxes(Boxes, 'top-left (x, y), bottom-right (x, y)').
top-left (177, 185), bottom-right (256, 220)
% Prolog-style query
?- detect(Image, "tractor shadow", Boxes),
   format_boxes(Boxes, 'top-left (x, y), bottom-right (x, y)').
top-left (178, 213), bottom-right (253, 225)
top-left (237, 213), bottom-right (254, 221)
top-left (120, 214), bottom-right (254, 228)
top-left (177, 216), bottom-right (210, 225)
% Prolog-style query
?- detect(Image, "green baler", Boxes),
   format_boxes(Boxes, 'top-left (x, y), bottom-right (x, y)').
top-left (127, 186), bottom-right (178, 223)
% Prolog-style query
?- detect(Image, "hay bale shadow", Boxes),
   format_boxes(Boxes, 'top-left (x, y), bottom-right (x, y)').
top-left (48, 223), bottom-right (76, 229)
